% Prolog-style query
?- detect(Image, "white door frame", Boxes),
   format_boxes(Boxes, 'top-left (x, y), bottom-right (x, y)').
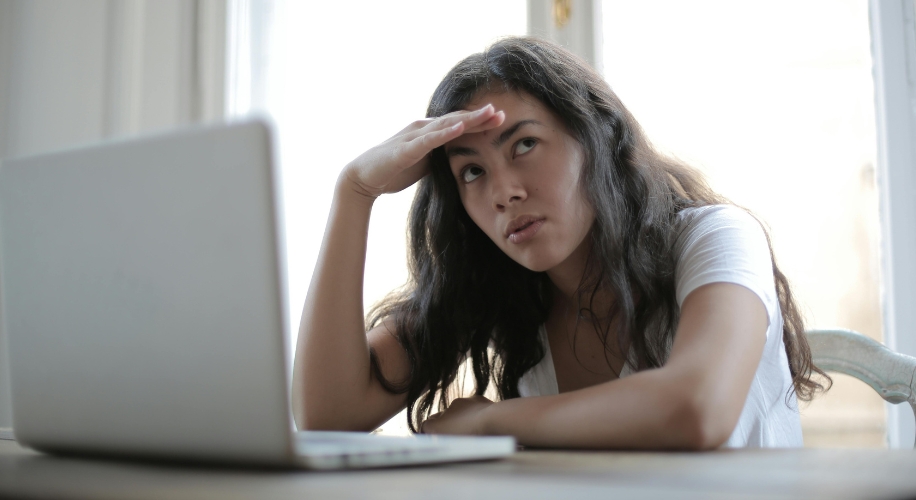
top-left (528, 0), bottom-right (603, 73)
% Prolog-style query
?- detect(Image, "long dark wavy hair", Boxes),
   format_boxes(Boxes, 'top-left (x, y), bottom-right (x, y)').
top-left (367, 36), bottom-right (829, 433)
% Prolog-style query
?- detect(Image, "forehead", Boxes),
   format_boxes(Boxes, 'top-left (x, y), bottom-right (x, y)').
top-left (446, 91), bottom-right (566, 152)
top-left (461, 90), bottom-right (550, 119)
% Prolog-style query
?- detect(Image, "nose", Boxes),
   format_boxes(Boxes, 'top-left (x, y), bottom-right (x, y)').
top-left (490, 167), bottom-right (526, 211)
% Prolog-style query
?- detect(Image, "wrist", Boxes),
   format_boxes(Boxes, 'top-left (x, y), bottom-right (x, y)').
top-left (335, 171), bottom-right (378, 208)
top-left (479, 399), bottom-right (504, 436)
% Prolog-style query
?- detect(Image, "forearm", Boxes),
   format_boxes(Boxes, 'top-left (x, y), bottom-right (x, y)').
top-left (292, 175), bottom-right (377, 430)
top-left (482, 367), bottom-right (723, 450)
top-left (479, 285), bottom-right (766, 450)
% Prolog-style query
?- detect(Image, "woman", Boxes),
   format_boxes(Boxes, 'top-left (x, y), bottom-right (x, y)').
top-left (292, 36), bottom-right (829, 449)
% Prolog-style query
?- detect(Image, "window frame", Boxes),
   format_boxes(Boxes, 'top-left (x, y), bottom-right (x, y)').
top-left (870, 0), bottom-right (916, 449)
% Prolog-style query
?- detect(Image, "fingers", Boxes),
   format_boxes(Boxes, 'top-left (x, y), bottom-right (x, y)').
top-left (409, 104), bottom-right (504, 140)
top-left (347, 104), bottom-right (507, 197)
top-left (436, 104), bottom-right (498, 129)
top-left (393, 104), bottom-right (507, 169)
top-left (463, 111), bottom-right (505, 134)
top-left (401, 121), bottom-right (466, 162)
top-left (417, 396), bottom-right (493, 436)
top-left (420, 412), bottom-right (442, 434)
top-left (400, 108), bottom-right (505, 161)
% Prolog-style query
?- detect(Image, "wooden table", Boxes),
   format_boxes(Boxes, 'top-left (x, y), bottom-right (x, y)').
top-left (1, 440), bottom-right (915, 499)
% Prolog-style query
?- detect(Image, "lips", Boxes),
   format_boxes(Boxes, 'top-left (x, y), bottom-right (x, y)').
top-left (505, 215), bottom-right (546, 244)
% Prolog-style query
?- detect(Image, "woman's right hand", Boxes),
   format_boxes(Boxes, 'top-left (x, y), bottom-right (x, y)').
top-left (341, 104), bottom-right (505, 200)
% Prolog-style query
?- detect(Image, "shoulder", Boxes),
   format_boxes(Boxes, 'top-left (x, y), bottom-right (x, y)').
top-left (675, 205), bottom-right (767, 244)
top-left (673, 205), bottom-right (778, 322)
top-left (674, 205), bottom-right (770, 263)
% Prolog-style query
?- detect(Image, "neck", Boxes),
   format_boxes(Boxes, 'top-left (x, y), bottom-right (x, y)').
top-left (546, 233), bottom-right (591, 298)
top-left (546, 237), bottom-right (615, 316)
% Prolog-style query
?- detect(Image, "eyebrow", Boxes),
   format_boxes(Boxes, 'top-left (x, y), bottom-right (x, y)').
top-left (445, 119), bottom-right (543, 158)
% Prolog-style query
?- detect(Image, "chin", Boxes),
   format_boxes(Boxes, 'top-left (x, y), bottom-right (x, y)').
top-left (506, 251), bottom-right (561, 273)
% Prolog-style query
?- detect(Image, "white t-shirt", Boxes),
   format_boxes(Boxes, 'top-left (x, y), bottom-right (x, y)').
top-left (517, 204), bottom-right (803, 448)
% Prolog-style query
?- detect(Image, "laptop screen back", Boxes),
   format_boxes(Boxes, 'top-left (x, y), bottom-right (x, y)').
top-left (0, 120), bottom-right (294, 463)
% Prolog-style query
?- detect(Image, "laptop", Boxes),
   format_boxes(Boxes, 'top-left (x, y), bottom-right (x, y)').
top-left (0, 118), bottom-right (515, 469)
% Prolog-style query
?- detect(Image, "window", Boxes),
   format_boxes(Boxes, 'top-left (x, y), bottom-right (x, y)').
top-left (234, 0), bottom-right (901, 444)
top-left (602, 0), bottom-right (885, 446)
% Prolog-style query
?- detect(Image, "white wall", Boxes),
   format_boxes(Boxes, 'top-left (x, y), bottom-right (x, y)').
top-left (0, 0), bottom-right (110, 158)
top-left (0, 0), bottom-right (226, 431)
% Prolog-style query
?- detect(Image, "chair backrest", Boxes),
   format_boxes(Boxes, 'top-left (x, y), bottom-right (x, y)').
top-left (807, 329), bottom-right (916, 448)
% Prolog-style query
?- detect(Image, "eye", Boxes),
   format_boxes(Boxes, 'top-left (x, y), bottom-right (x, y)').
top-left (514, 138), bottom-right (537, 157)
top-left (461, 165), bottom-right (485, 184)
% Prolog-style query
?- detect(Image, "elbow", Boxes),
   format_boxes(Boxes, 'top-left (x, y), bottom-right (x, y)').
top-left (291, 387), bottom-right (334, 431)
top-left (669, 392), bottom-right (736, 451)
top-left (291, 372), bottom-right (351, 431)
top-left (293, 394), bottom-right (372, 432)
top-left (294, 401), bottom-right (344, 431)
top-left (291, 392), bottom-right (308, 431)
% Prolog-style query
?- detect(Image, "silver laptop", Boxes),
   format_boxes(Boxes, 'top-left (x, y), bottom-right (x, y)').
top-left (0, 119), bottom-right (515, 469)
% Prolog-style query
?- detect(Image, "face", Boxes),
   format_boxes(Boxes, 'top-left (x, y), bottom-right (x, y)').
top-left (445, 91), bottom-right (595, 274)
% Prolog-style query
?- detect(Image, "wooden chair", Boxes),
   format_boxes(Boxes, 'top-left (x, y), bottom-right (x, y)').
top-left (807, 329), bottom-right (916, 448)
